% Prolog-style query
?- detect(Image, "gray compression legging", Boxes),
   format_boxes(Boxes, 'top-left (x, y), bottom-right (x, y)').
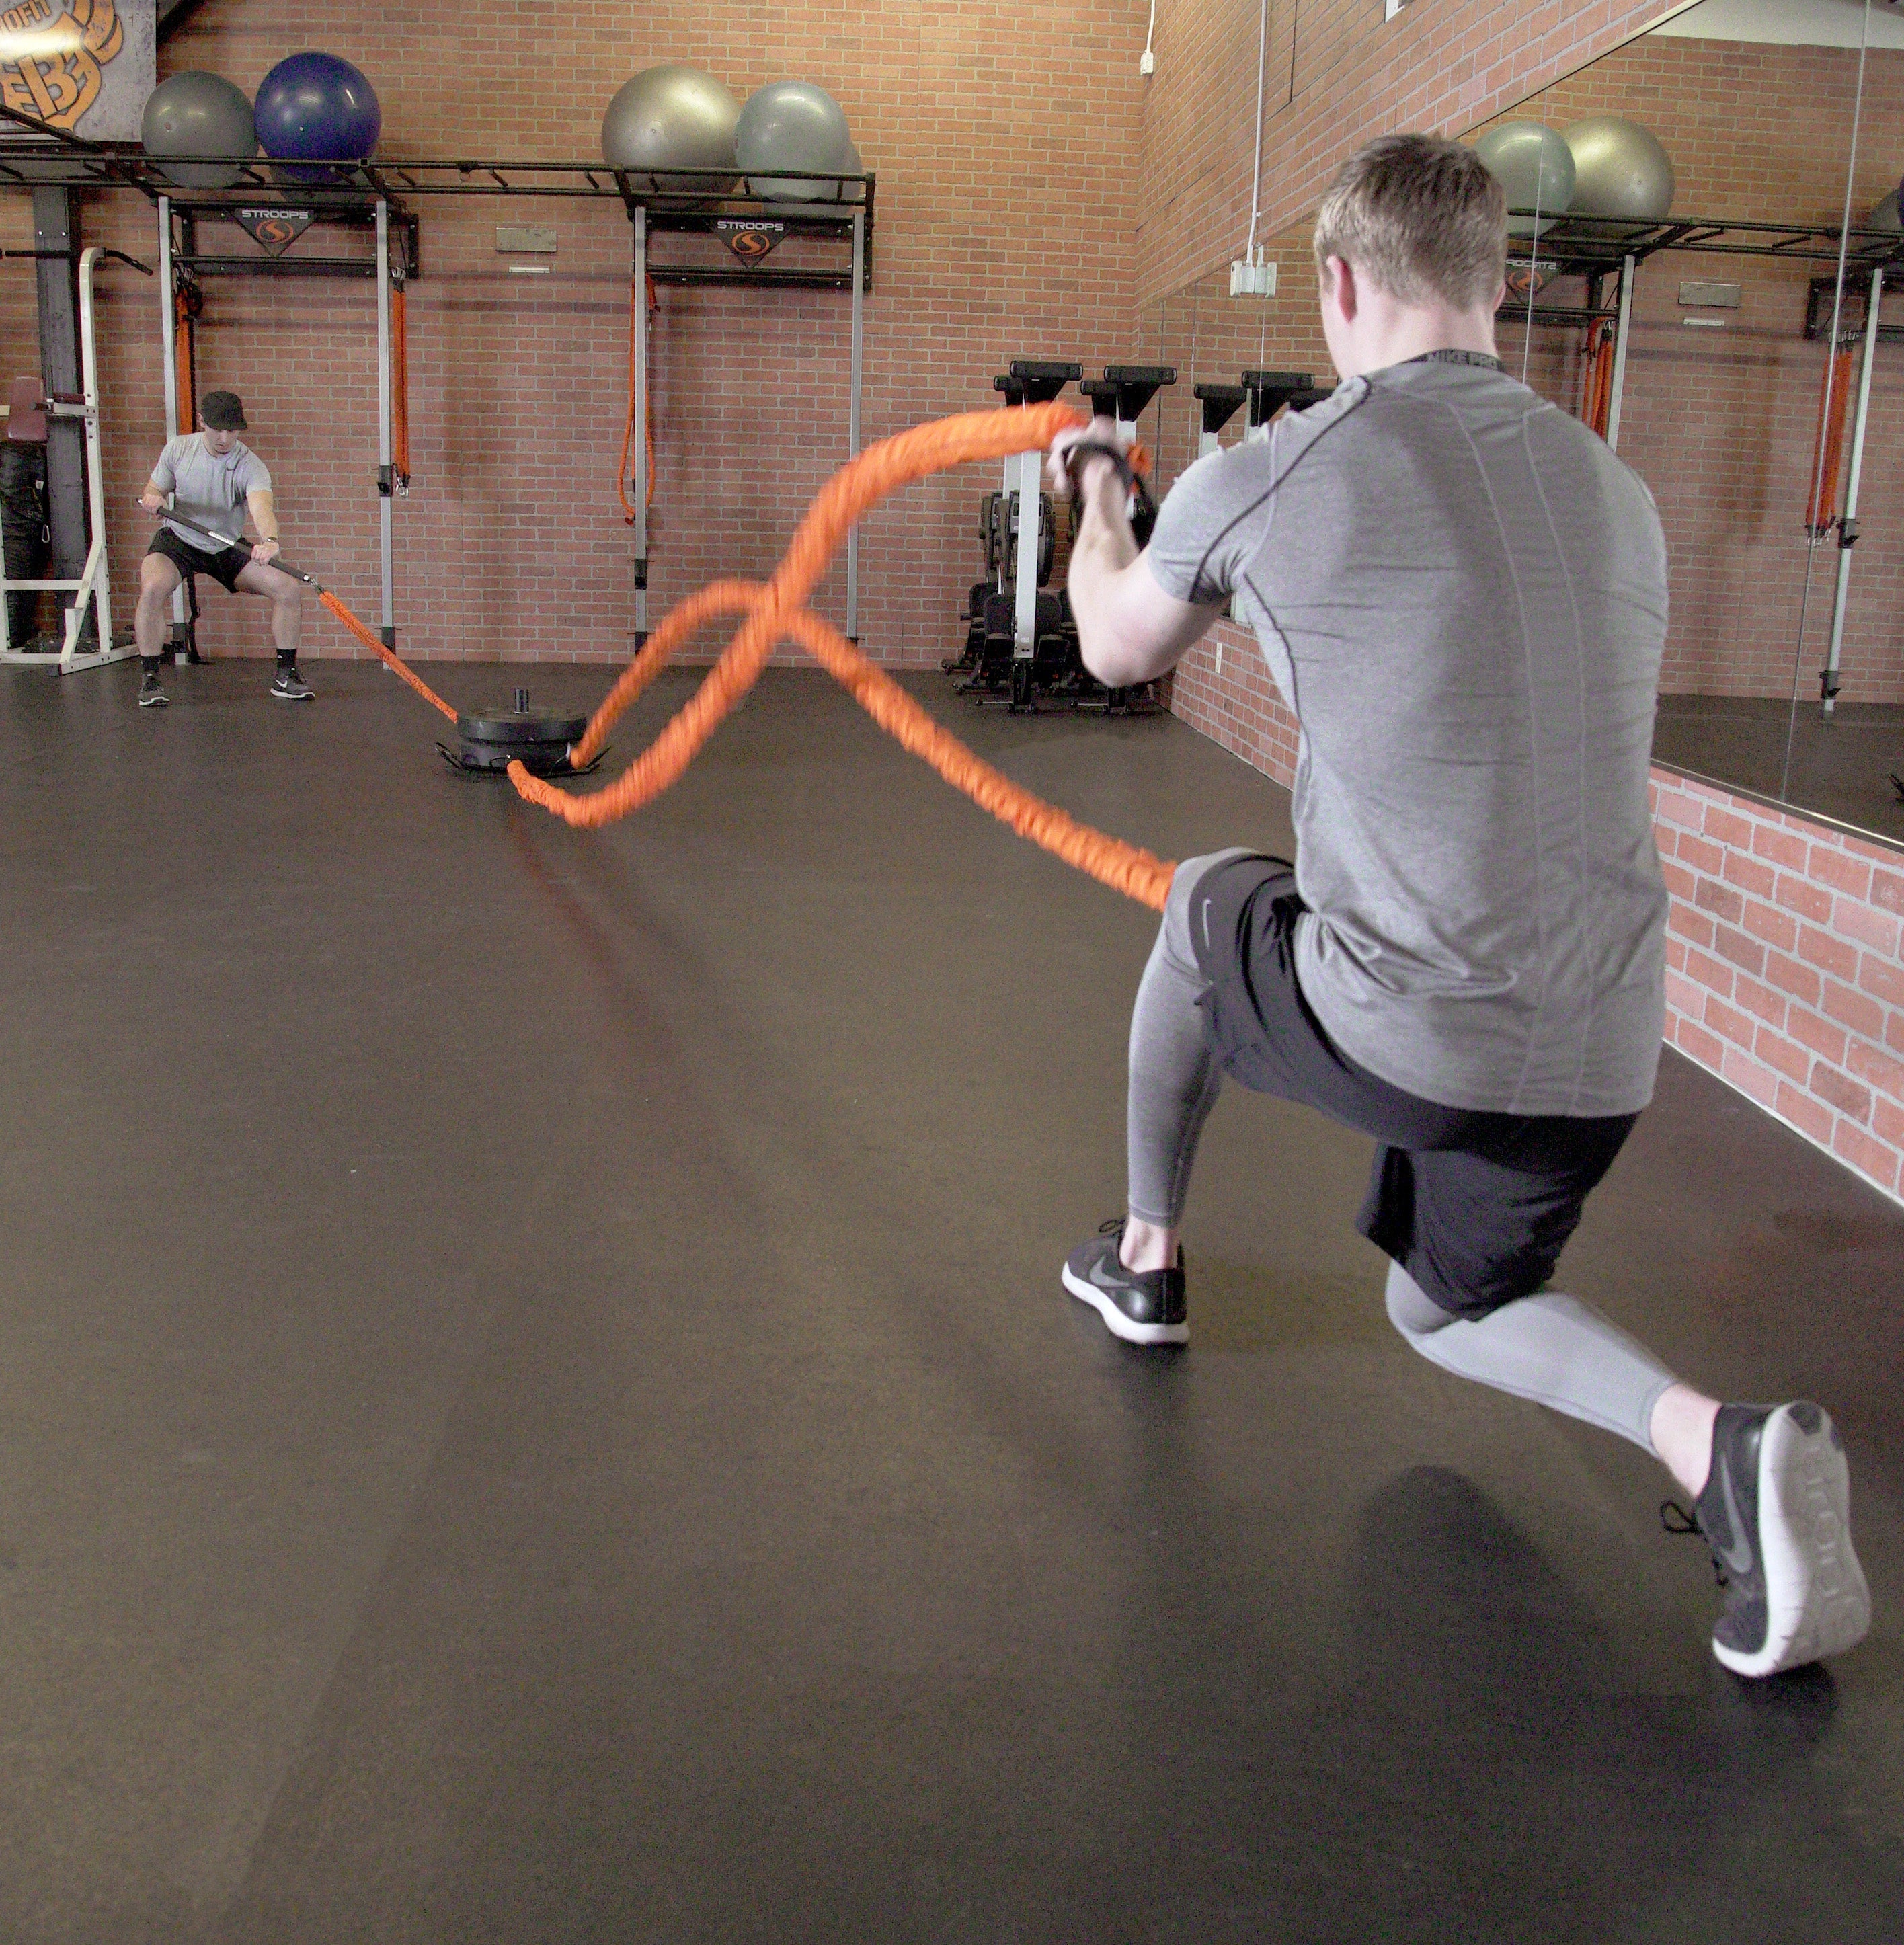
top-left (1128, 852), bottom-right (1680, 1456)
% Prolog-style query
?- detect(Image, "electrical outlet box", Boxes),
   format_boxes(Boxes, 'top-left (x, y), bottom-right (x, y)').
top-left (1139, 48), bottom-right (1155, 75)
top-left (1230, 257), bottom-right (1277, 298)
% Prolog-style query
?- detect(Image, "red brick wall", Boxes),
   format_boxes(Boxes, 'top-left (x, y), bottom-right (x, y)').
top-left (7, 0), bottom-right (1158, 666)
top-left (1655, 771), bottom-right (1904, 1202)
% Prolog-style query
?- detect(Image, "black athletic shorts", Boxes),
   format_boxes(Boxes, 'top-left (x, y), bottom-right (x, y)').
top-left (1187, 852), bottom-right (1638, 1321)
top-left (147, 524), bottom-right (253, 594)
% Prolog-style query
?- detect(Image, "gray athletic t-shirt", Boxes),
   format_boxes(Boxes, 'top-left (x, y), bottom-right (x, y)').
top-left (1148, 354), bottom-right (1669, 1117)
top-left (149, 434), bottom-right (270, 550)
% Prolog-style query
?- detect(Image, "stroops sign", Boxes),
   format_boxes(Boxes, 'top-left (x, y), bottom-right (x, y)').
top-left (1, 0), bottom-right (154, 141)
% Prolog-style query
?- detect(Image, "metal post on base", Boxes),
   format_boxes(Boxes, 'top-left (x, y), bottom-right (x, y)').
top-left (1604, 253), bottom-right (1637, 453)
top-left (632, 203), bottom-right (649, 647)
top-left (845, 208), bottom-right (864, 645)
top-left (1821, 265), bottom-right (1882, 717)
top-left (156, 194), bottom-right (189, 651)
top-left (375, 198), bottom-right (395, 649)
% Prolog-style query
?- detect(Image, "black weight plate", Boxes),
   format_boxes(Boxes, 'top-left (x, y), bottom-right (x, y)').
top-left (457, 707), bottom-right (588, 746)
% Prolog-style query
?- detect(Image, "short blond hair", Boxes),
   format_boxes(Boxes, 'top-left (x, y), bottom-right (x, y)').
top-left (1312, 133), bottom-right (1507, 310)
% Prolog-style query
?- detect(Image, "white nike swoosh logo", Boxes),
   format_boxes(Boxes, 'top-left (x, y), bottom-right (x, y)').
top-left (1717, 1454), bottom-right (1755, 1577)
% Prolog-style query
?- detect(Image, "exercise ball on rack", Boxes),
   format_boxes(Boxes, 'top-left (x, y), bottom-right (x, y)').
top-left (600, 65), bottom-right (740, 193)
top-left (254, 51), bottom-right (382, 183)
top-left (736, 81), bottom-right (853, 201)
top-left (1562, 116), bottom-right (1675, 222)
top-left (835, 140), bottom-right (866, 205)
top-left (1868, 187), bottom-right (1902, 233)
top-left (142, 72), bottom-right (257, 190)
top-left (1474, 122), bottom-right (1574, 236)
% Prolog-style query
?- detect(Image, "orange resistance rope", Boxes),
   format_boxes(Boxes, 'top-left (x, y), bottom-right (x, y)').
top-left (173, 286), bottom-right (196, 427)
top-left (510, 401), bottom-right (1176, 911)
top-left (1805, 338), bottom-right (1856, 539)
top-left (313, 403), bottom-right (1176, 912)
top-left (392, 280), bottom-right (412, 487)
top-left (617, 276), bottom-right (659, 523)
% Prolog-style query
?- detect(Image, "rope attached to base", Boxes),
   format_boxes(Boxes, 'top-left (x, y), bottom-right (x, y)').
top-left (315, 403), bottom-right (1177, 913)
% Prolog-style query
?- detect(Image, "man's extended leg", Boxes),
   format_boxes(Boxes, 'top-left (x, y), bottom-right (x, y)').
top-left (1386, 1261), bottom-right (1870, 1676)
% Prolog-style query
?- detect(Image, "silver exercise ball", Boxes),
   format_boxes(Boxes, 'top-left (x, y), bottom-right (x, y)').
top-left (601, 65), bottom-right (740, 192)
top-left (1870, 188), bottom-right (1903, 233)
top-left (736, 80), bottom-right (853, 200)
top-left (1474, 122), bottom-right (1574, 236)
top-left (1562, 116), bottom-right (1675, 222)
top-left (142, 71), bottom-right (257, 190)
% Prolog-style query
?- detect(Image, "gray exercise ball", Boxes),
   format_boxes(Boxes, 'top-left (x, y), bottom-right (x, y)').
top-left (1562, 115), bottom-right (1675, 222)
top-left (601, 65), bottom-right (740, 193)
top-left (1475, 122), bottom-right (1574, 236)
top-left (736, 80), bottom-right (852, 200)
top-left (1869, 188), bottom-right (1902, 233)
top-left (142, 71), bottom-right (257, 190)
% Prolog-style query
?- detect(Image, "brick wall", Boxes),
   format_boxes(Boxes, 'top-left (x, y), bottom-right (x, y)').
top-left (1655, 770), bottom-right (1904, 1202)
top-left (6, 0), bottom-right (1156, 666)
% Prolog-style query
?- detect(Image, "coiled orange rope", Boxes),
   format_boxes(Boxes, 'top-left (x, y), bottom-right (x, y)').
top-left (511, 402), bottom-right (1175, 910)
top-left (315, 402), bottom-right (1175, 912)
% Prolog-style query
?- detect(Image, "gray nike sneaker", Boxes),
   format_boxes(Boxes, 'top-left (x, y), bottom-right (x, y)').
top-left (1062, 1218), bottom-right (1187, 1346)
top-left (1666, 1400), bottom-right (1870, 1679)
top-left (270, 664), bottom-right (315, 702)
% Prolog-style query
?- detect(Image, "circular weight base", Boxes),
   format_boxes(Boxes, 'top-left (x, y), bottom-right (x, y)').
top-left (437, 738), bottom-right (604, 778)
top-left (457, 705), bottom-right (590, 747)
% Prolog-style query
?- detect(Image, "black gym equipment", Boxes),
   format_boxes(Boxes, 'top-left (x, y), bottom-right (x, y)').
top-left (1193, 382), bottom-right (1246, 458)
top-left (442, 687), bottom-right (592, 777)
top-left (945, 360), bottom-right (1174, 715)
top-left (1241, 370), bottom-right (1325, 437)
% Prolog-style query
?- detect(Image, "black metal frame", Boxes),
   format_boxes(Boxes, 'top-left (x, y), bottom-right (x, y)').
top-left (1495, 208), bottom-right (1904, 329)
top-left (0, 106), bottom-right (873, 292)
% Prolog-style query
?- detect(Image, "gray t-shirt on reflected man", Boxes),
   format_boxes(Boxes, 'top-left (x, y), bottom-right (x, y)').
top-left (149, 434), bottom-right (271, 551)
top-left (1146, 353), bottom-right (1669, 1118)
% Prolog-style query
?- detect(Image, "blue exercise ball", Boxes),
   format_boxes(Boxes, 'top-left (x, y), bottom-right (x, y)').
top-left (736, 80), bottom-right (852, 201)
top-left (254, 51), bottom-right (381, 183)
top-left (142, 72), bottom-right (257, 190)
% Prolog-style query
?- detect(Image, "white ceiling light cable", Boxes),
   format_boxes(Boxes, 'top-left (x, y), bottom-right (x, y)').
top-left (1231, 0), bottom-right (1275, 294)
top-left (1140, 0), bottom-right (1156, 74)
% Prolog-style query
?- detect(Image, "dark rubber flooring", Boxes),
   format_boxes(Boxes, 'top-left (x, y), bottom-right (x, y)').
top-left (1654, 695), bottom-right (1904, 844)
top-left (5, 658), bottom-right (1902, 1943)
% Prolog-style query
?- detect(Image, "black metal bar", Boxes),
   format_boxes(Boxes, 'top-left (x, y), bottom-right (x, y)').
top-left (176, 255), bottom-right (384, 278)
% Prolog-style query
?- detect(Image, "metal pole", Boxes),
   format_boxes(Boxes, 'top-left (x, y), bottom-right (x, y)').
top-left (376, 199), bottom-right (395, 645)
top-left (1013, 446), bottom-right (1039, 659)
top-left (157, 196), bottom-right (188, 640)
top-left (633, 203), bottom-right (649, 645)
top-left (846, 208), bottom-right (864, 643)
top-left (1604, 253), bottom-right (1636, 452)
top-left (1822, 265), bottom-right (1882, 718)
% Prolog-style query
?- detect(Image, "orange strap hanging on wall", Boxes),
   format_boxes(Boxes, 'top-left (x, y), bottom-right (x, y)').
top-left (1805, 339), bottom-right (1856, 539)
top-left (391, 278), bottom-right (412, 487)
top-left (313, 403), bottom-right (1176, 912)
top-left (1580, 318), bottom-right (1615, 440)
top-left (173, 286), bottom-right (196, 428)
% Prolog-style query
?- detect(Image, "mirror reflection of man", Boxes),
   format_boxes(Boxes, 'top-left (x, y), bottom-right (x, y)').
top-left (134, 391), bottom-right (313, 708)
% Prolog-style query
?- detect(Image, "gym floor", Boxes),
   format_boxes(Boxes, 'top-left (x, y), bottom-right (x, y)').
top-left (7, 661), bottom-right (1903, 1942)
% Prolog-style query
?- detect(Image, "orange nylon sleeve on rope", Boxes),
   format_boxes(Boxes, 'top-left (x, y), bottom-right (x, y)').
top-left (174, 290), bottom-right (195, 429)
top-left (1806, 342), bottom-right (1854, 538)
top-left (317, 590), bottom-right (457, 722)
top-left (509, 401), bottom-right (1177, 912)
top-left (392, 282), bottom-right (411, 485)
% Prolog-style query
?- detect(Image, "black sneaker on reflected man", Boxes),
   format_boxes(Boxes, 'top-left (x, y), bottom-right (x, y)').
top-left (137, 669), bottom-right (168, 708)
top-left (1062, 1218), bottom-right (1187, 1346)
top-left (1664, 1400), bottom-right (1871, 1679)
top-left (271, 665), bottom-right (314, 702)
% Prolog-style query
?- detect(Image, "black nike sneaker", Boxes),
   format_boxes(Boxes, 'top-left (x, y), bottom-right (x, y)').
top-left (138, 669), bottom-right (169, 708)
top-left (1665, 1400), bottom-right (1870, 1679)
top-left (1062, 1218), bottom-right (1187, 1346)
top-left (270, 665), bottom-right (315, 702)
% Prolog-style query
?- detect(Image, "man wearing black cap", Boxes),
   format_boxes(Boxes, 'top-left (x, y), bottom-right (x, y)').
top-left (134, 391), bottom-right (312, 707)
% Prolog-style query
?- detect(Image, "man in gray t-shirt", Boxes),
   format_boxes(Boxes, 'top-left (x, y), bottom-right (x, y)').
top-left (133, 389), bottom-right (314, 708)
top-left (1052, 134), bottom-right (1866, 1680)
